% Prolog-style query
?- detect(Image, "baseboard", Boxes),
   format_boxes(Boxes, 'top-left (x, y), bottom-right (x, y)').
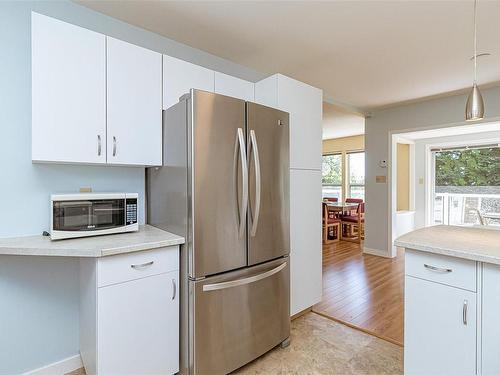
top-left (363, 246), bottom-right (392, 258)
top-left (24, 354), bottom-right (82, 375)
top-left (291, 307), bottom-right (312, 320)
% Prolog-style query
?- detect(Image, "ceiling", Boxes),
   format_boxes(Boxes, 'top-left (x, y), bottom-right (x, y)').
top-left (77, 1), bottom-right (500, 111)
top-left (323, 102), bottom-right (364, 139)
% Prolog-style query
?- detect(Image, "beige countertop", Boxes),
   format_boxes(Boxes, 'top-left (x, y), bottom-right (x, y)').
top-left (0, 225), bottom-right (185, 257)
top-left (395, 225), bottom-right (500, 265)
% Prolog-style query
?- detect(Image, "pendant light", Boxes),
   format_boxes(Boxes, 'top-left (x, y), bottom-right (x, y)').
top-left (465, 0), bottom-right (485, 121)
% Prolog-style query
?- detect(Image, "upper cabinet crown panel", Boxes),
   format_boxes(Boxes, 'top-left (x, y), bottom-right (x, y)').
top-left (214, 72), bottom-right (254, 102)
top-left (255, 74), bottom-right (323, 170)
top-left (163, 55), bottom-right (215, 109)
top-left (106, 37), bottom-right (162, 166)
top-left (32, 12), bottom-right (106, 164)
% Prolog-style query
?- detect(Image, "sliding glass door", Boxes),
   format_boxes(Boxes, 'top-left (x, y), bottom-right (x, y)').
top-left (432, 145), bottom-right (500, 226)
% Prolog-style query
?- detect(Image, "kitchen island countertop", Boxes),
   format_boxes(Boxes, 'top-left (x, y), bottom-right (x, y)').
top-left (0, 225), bottom-right (184, 257)
top-left (395, 225), bottom-right (500, 265)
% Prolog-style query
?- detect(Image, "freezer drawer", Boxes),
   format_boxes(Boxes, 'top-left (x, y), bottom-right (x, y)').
top-left (191, 258), bottom-right (290, 375)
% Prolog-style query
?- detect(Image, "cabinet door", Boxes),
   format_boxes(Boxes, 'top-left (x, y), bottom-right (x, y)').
top-left (482, 263), bottom-right (500, 375)
top-left (163, 55), bottom-right (214, 109)
top-left (405, 276), bottom-right (476, 375)
top-left (214, 71), bottom-right (254, 101)
top-left (290, 169), bottom-right (322, 315)
top-left (106, 37), bottom-right (162, 166)
top-left (98, 271), bottom-right (179, 375)
top-left (32, 12), bottom-right (106, 164)
top-left (277, 75), bottom-right (322, 170)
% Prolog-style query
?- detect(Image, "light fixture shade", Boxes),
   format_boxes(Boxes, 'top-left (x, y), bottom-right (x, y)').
top-left (465, 83), bottom-right (484, 121)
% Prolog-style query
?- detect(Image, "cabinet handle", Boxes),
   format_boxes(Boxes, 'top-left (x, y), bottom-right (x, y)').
top-left (172, 279), bottom-right (176, 300)
top-left (112, 136), bottom-right (117, 157)
top-left (463, 300), bottom-right (468, 325)
top-left (130, 261), bottom-right (154, 270)
top-left (97, 135), bottom-right (102, 156)
top-left (424, 264), bottom-right (452, 273)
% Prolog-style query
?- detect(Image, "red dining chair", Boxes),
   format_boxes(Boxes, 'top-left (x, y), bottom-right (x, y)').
top-left (341, 201), bottom-right (365, 244)
top-left (345, 198), bottom-right (363, 215)
top-left (322, 202), bottom-right (341, 244)
top-left (323, 197), bottom-right (338, 202)
top-left (323, 197), bottom-right (339, 220)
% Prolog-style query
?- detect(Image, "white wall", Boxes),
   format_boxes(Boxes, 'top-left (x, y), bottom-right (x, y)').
top-left (365, 85), bottom-right (500, 256)
top-left (0, 1), bottom-right (263, 373)
top-left (413, 130), bottom-right (500, 229)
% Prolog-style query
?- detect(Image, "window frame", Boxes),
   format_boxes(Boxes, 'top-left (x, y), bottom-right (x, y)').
top-left (322, 152), bottom-right (343, 201)
top-left (347, 151), bottom-right (365, 200)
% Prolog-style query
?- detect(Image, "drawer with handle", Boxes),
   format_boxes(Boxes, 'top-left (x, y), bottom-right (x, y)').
top-left (405, 249), bottom-right (476, 291)
top-left (97, 246), bottom-right (179, 287)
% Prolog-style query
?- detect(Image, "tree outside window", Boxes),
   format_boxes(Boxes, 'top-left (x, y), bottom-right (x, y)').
top-left (322, 154), bottom-right (342, 201)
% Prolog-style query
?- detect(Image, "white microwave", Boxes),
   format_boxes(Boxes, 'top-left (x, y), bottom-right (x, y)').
top-left (50, 193), bottom-right (139, 240)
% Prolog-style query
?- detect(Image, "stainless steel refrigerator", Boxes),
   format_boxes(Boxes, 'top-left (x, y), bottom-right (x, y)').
top-left (147, 89), bottom-right (290, 375)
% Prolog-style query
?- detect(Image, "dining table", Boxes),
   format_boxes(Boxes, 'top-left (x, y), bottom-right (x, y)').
top-left (323, 201), bottom-right (359, 213)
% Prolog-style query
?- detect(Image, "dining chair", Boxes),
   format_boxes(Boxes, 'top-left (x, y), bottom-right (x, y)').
top-left (323, 197), bottom-right (338, 202)
top-left (322, 202), bottom-right (341, 244)
top-left (341, 202), bottom-right (365, 244)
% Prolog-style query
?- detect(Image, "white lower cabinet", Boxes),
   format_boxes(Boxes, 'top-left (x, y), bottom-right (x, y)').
top-left (80, 247), bottom-right (179, 375)
top-left (405, 276), bottom-right (477, 375)
top-left (482, 263), bottom-right (500, 375)
top-left (98, 271), bottom-right (179, 374)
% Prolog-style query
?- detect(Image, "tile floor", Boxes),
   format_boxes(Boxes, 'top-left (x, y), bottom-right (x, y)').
top-left (235, 312), bottom-right (402, 375)
top-left (68, 312), bottom-right (403, 375)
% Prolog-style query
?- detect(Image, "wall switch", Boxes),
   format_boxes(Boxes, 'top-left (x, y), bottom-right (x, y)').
top-left (376, 175), bottom-right (387, 183)
top-left (419, 177), bottom-right (424, 185)
top-left (79, 187), bottom-right (92, 193)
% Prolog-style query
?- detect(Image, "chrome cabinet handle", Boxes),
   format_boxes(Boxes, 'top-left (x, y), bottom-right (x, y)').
top-left (424, 264), bottom-right (452, 273)
top-left (249, 130), bottom-right (261, 237)
top-left (112, 136), bottom-right (117, 157)
top-left (172, 279), bottom-right (176, 300)
top-left (130, 261), bottom-right (154, 270)
top-left (97, 135), bottom-right (102, 156)
top-left (203, 262), bottom-right (286, 292)
top-left (463, 300), bottom-right (468, 325)
top-left (233, 128), bottom-right (248, 239)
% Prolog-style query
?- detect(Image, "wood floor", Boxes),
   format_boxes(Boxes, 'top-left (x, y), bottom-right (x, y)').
top-left (313, 240), bottom-right (404, 346)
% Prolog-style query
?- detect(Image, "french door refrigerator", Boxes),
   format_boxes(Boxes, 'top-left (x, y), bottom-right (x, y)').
top-left (147, 89), bottom-right (290, 375)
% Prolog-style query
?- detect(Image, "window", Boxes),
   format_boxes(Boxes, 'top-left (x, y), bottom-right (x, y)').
top-left (322, 154), bottom-right (342, 201)
top-left (432, 145), bottom-right (500, 226)
top-left (347, 152), bottom-right (365, 200)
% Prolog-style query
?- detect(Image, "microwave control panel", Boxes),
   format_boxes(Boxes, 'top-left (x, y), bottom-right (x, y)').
top-left (126, 198), bottom-right (138, 225)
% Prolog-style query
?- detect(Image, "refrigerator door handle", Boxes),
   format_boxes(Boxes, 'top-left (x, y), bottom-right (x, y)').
top-left (202, 262), bottom-right (286, 291)
top-left (249, 130), bottom-right (261, 237)
top-left (234, 127), bottom-right (248, 238)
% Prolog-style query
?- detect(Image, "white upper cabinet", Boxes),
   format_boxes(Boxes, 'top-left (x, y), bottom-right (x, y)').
top-left (163, 55), bottom-right (215, 109)
top-left (214, 72), bottom-right (254, 102)
top-left (32, 12), bottom-right (106, 164)
top-left (255, 74), bottom-right (322, 170)
top-left (106, 37), bottom-right (162, 166)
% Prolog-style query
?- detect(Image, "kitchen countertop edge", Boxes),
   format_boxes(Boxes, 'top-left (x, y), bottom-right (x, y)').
top-left (0, 225), bottom-right (185, 258)
top-left (395, 225), bottom-right (500, 265)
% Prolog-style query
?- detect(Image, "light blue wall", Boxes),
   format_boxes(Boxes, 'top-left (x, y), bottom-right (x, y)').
top-left (0, 1), bottom-right (263, 373)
